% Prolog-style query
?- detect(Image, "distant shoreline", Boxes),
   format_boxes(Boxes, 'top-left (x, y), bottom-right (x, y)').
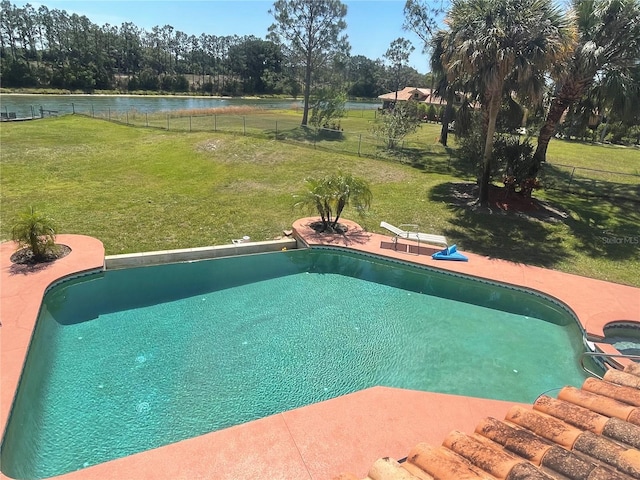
top-left (1, 92), bottom-right (295, 100)
top-left (0, 91), bottom-right (379, 102)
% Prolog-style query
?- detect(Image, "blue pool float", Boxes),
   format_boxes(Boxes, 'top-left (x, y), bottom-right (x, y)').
top-left (432, 244), bottom-right (469, 262)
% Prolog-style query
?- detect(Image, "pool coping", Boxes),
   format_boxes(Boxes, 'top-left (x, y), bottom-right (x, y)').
top-left (1, 222), bottom-right (639, 480)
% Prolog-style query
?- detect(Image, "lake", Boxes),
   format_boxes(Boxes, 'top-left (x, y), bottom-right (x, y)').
top-left (0, 94), bottom-right (379, 119)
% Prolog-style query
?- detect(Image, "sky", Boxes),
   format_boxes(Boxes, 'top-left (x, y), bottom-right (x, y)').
top-left (11, 0), bottom-right (441, 72)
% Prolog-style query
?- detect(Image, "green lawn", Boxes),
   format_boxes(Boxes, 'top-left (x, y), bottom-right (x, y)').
top-left (1, 114), bottom-right (638, 286)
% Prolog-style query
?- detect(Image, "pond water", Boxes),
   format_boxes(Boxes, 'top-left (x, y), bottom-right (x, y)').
top-left (0, 94), bottom-right (379, 119)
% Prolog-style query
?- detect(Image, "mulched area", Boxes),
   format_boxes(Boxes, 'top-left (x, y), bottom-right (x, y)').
top-left (308, 220), bottom-right (349, 234)
top-left (10, 244), bottom-right (71, 265)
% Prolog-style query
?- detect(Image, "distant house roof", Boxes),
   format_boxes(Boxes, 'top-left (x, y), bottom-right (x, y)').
top-left (378, 87), bottom-right (445, 105)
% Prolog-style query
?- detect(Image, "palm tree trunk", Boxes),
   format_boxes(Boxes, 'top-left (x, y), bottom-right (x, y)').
top-left (598, 108), bottom-right (610, 143)
top-left (333, 199), bottom-right (346, 227)
top-left (532, 97), bottom-right (569, 175)
top-left (479, 95), bottom-right (500, 206)
top-left (532, 78), bottom-right (590, 176)
top-left (439, 89), bottom-right (455, 147)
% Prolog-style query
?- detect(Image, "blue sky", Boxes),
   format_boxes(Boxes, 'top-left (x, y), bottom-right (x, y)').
top-left (12, 0), bottom-right (439, 72)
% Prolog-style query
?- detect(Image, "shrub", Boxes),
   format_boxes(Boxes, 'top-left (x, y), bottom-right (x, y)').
top-left (11, 206), bottom-right (59, 261)
top-left (493, 136), bottom-right (540, 197)
top-left (371, 101), bottom-right (421, 149)
top-left (293, 173), bottom-right (372, 232)
top-left (426, 104), bottom-right (437, 122)
top-left (310, 89), bottom-right (347, 129)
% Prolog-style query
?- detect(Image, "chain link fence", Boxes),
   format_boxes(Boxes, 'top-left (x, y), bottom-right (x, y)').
top-left (74, 106), bottom-right (450, 166)
top-left (539, 162), bottom-right (640, 202)
top-left (69, 105), bottom-right (640, 203)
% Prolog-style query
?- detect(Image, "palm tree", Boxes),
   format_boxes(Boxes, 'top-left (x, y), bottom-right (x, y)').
top-left (444, 0), bottom-right (573, 205)
top-left (11, 205), bottom-right (58, 261)
top-left (532, 0), bottom-right (640, 174)
top-left (588, 65), bottom-right (640, 142)
top-left (294, 173), bottom-right (372, 232)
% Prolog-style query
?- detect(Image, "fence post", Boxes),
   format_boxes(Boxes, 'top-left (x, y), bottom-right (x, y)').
top-left (30, 105), bottom-right (34, 118)
top-left (91, 105), bottom-right (94, 117)
top-left (108, 108), bottom-right (111, 122)
top-left (358, 134), bottom-right (362, 156)
top-left (189, 116), bottom-right (192, 132)
top-left (275, 121), bottom-right (278, 139)
top-left (126, 112), bottom-right (129, 125)
top-left (214, 114), bottom-right (217, 132)
top-left (72, 103), bottom-right (75, 114)
top-left (243, 116), bottom-right (246, 135)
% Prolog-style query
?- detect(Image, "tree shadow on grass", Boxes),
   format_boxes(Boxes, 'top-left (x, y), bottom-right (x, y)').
top-left (539, 163), bottom-right (640, 262)
top-left (430, 182), bottom-right (640, 268)
top-left (545, 190), bottom-right (640, 262)
top-left (430, 182), bottom-right (572, 268)
top-left (373, 145), bottom-right (474, 176)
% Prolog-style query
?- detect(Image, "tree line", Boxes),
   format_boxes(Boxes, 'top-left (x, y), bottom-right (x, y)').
top-left (0, 0), bottom-right (426, 96)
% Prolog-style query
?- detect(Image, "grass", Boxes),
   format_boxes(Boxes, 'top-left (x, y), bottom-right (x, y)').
top-left (1, 114), bottom-right (638, 287)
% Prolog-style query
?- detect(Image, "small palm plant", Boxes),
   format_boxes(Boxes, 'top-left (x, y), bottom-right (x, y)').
top-left (294, 172), bottom-right (372, 232)
top-left (11, 206), bottom-right (59, 261)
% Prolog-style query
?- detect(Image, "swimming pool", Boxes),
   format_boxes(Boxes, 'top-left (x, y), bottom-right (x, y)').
top-left (1, 248), bottom-right (590, 479)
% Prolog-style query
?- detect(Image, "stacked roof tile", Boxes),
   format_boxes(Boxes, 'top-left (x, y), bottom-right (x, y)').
top-left (336, 363), bottom-right (640, 480)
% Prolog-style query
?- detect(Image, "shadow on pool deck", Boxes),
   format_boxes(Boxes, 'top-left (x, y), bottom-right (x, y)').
top-left (1, 221), bottom-right (639, 480)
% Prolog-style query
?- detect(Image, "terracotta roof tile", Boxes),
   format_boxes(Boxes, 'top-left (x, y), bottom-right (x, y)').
top-left (475, 417), bottom-right (555, 465)
top-left (533, 394), bottom-right (611, 433)
top-left (367, 457), bottom-right (426, 480)
top-left (582, 377), bottom-right (640, 407)
top-left (604, 369), bottom-right (640, 389)
top-left (334, 365), bottom-right (640, 480)
top-left (398, 460), bottom-right (436, 479)
top-left (558, 385), bottom-right (640, 422)
top-left (406, 443), bottom-right (496, 479)
top-left (442, 430), bottom-right (529, 478)
top-left (573, 430), bottom-right (640, 476)
top-left (505, 406), bottom-right (583, 448)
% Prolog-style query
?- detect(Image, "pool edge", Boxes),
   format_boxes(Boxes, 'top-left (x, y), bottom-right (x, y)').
top-left (2, 222), bottom-right (640, 480)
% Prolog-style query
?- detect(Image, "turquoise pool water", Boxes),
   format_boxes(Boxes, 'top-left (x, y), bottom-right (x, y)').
top-left (1, 248), bottom-right (589, 479)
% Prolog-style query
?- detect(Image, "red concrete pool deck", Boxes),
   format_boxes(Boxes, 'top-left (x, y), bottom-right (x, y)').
top-left (1, 223), bottom-right (639, 480)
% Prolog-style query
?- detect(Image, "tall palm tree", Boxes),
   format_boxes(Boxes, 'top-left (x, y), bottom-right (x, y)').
top-left (532, 0), bottom-right (640, 173)
top-left (590, 65), bottom-right (640, 142)
top-left (444, 0), bottom-right (573, 205)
